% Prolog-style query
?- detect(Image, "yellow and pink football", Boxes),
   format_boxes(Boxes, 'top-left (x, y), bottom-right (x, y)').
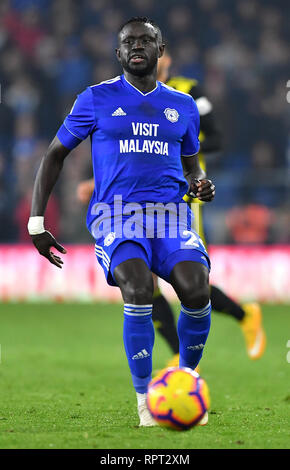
top-left (147, 367), bottom-right (210, 430)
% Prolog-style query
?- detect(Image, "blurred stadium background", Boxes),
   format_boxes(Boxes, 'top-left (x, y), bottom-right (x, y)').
top-left (0, 0), bottom-right (289, 302)
top-left (0, 0), bottom-right (290, 452)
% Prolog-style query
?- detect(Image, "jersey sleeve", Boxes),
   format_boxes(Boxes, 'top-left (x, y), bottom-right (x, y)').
top-left (181, 97), bottom-right (200, 156)
top-left (56, 87), bottom-right (96, 150)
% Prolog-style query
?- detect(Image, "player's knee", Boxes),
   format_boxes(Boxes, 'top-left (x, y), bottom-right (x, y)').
top-left (113, 258), bottom-right (153, 304)
top-left (177, 270), bottom-right (209, 308)
top-left (171, 262), bottom-right (210, 308)
top-left (123, 280), bottom-right (153, 304)
top-left (181, 284), bottom-right (210, 309)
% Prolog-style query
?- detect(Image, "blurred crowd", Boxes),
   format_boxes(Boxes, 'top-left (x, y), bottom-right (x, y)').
top-left (0, 0), bottom-right (289, 244)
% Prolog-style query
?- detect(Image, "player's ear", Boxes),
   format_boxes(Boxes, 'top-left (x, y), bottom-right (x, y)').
top-left (115, 48), bottom-right (121, 62)
top-left (158, 43), bottom-right (165, 59)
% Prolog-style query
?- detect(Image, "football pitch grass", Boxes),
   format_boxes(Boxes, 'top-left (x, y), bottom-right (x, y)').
top-left (0, 302), bottom-right (289, 449)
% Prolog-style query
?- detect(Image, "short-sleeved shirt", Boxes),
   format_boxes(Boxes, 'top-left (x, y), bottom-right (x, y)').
top-left (57, 75), bottom-right (200, 229)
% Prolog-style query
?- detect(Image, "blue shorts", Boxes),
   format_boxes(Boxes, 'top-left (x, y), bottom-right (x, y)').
top-left (92, 204), bottom-right (210, 286)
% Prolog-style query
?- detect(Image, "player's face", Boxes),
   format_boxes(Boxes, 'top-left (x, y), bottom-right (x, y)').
top-left (116, 22), bottom-right (163, 77)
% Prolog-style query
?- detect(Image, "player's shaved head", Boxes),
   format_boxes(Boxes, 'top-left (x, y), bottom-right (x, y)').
top-left (116, 16), bottom-right (165, 79)
top-left (118, 16), bottom-right (163, 45)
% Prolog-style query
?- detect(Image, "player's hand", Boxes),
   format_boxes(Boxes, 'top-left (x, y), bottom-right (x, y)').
top-left (189, 178), bottom-right (215, 202)
top-left (76, 179), bottom-right (95, 205)
top-left (31, 231), bottom-right (67, 268)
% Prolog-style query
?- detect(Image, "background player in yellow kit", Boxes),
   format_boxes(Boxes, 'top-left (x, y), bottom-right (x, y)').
top-left (77, 50), bottom-right (266, 366)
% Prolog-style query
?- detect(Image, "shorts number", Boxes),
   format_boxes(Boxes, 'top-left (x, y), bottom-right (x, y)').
top-left (183, 230), bottom-right (206, 251)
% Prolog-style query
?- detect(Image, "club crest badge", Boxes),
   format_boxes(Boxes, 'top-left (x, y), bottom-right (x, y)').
top-left (164, 108), bottom-right (179, 123)
top-left (104, 232), bottom-right (116, 246)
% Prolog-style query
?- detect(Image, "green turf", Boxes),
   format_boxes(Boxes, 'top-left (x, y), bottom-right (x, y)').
top-left (0, 302), bottom-right (289, 449)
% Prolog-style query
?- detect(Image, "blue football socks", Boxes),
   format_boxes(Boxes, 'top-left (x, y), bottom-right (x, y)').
top-left (123, 304), bottom-right (155, 394)
top-left (177, 301), bottom-right (211, 370)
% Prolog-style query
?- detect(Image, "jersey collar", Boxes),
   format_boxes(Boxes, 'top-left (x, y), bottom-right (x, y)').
top-left (121, 74), bottom-right (160, 97)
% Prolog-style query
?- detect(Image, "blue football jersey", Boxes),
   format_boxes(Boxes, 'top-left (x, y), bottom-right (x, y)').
top-left (57, 75), bottom-right (200, 229)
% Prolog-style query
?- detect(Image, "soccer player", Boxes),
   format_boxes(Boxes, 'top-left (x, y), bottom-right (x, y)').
top-left (77, 50), bottom-right (266, 369)
top-left (28, 17), bottom-right (215, 426)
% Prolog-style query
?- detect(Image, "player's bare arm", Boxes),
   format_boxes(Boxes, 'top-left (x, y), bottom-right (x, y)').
top-left (181, 154), bottom-right (215, 202)
top-left (28, 136), bottom-right (70, 268)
